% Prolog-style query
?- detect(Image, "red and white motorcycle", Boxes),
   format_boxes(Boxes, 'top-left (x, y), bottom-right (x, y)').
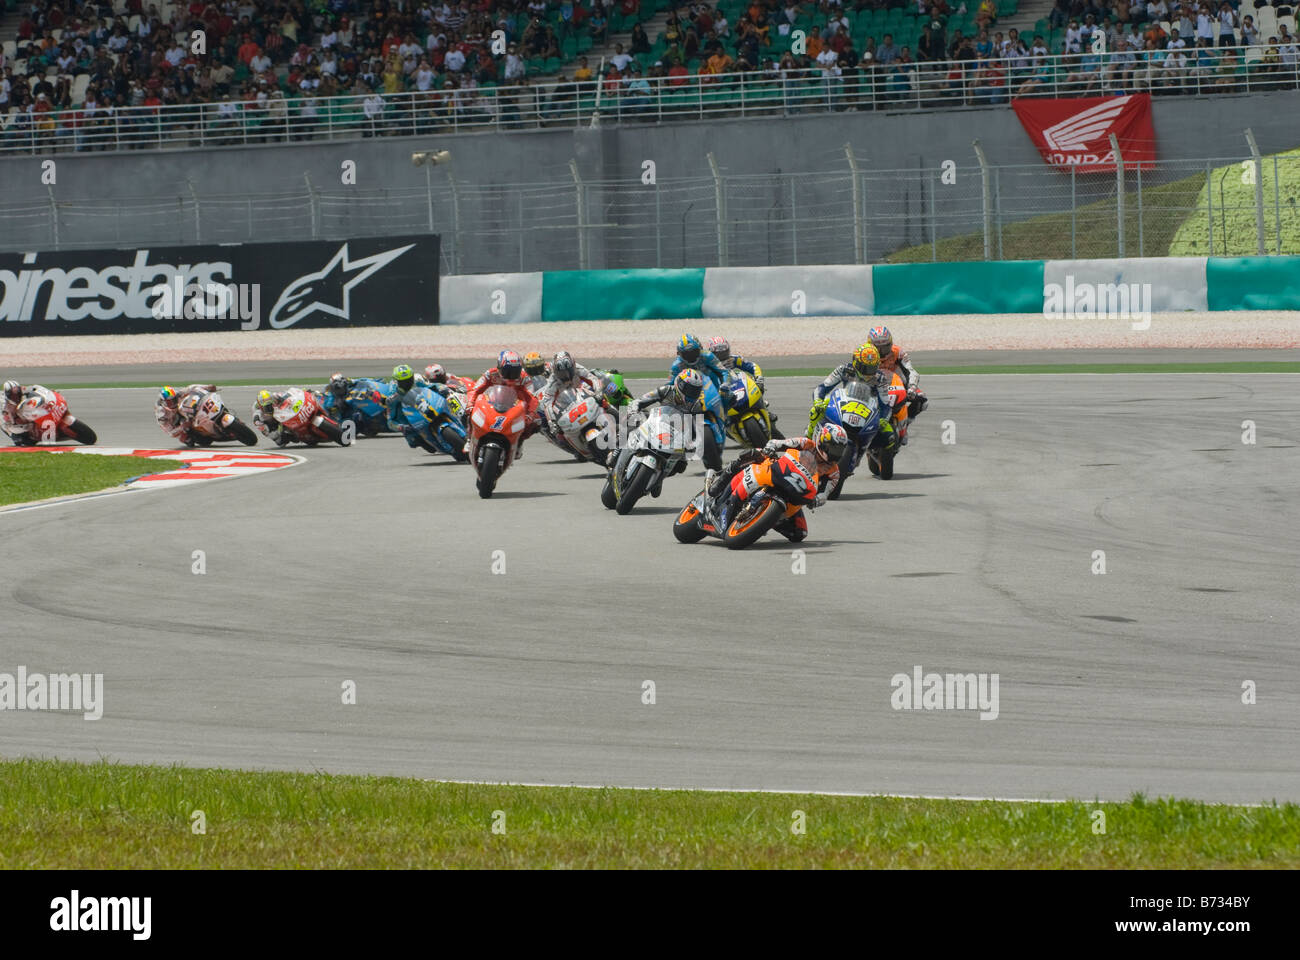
top-left (273, 388), bottom-right (351, 446)
top-left (3, 386), bottom-right (97, 445)
top-left (181, 390), bottom-right (258, 446)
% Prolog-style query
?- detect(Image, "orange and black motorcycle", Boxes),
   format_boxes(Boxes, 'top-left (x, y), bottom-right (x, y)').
top-left (672, 447), bottom-right (823, 549)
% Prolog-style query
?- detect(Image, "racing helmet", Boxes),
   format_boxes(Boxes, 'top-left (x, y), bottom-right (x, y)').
top-left (393, 364), bottom-right (415, 393)
top-left (497, 350), bottom-right (523, 381)
top-left (521, 353), bottom-right (545, 377)
top-left (328, 372), bottom-right (349, 397)
top-left (676, 333), bottom-right (702, 365)
top-left (3, 380), bottom-right (20, 404)
top-left (552, 351), bottom-right (576, 383)
top-left (813, 422), bottom-right (849, 464)
top-left (159, 385), bottom-right (179, 406)
top-left (706, 336), bottom-right (731, 364)
top-left (671, 368), bottom-right (705, 407)
top-left (851, 343), bottom-right (880, 380)
top-left (424, 363), bottom-right (447, 384)
top-left (868, 325), bottom-right (893, 357)
top-left (256, 389), bottom-right (274, 409)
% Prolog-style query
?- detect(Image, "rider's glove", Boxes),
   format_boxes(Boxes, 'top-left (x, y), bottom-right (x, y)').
top-left (762, 439), bottom-right (783, 456)
top-left (756, 376), bottom-right (766, 392)
top-left (810, 397), bottom-right (828, 416)
top-left (814, 492), bottom-right (828, 508)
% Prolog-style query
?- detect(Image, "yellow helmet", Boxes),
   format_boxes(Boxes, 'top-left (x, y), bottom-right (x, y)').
top-left (257, 389), bottom-right (273, 407)
top-left (851, 343), bottom-right (880, 379)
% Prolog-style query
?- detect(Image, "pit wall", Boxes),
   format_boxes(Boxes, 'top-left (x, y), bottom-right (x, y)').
top-left (440, 257), bottom-right (1300, 323)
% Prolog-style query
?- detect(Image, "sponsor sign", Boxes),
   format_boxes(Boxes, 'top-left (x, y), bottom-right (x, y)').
top-left (1012, 94), bottom-right (1156, 172)
top-left (0, 235), bottom-right (439, 336)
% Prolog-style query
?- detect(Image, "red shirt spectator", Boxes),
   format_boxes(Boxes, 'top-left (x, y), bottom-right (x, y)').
top-left (668, 62), bottom-right (689, 85)
top-left (237, 37), bottom-right (260, 65)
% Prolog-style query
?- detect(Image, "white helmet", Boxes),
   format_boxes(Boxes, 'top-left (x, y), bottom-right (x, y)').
top-left (3, 380), bottom-right (20, 404)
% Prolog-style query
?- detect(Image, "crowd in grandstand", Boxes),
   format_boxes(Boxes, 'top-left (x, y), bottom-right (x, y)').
top-left (1, 0), bottom-right (1296, 145)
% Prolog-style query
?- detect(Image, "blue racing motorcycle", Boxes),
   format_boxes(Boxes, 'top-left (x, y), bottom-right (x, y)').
top-left (813, 380), bottom-right (884, 499)
top-left (398, 384), bottom-right (469, 460)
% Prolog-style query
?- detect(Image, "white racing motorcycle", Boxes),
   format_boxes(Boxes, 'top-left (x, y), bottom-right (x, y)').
top-left (601, 402), bottom-right (699, 515)
top-left (549, 384), bottom-right (615, 466)
top-left (182, 390), bottom-right (258, 446)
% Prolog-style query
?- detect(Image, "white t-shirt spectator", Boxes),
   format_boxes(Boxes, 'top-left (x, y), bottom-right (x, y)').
top-left (250, 52), bottom-right (271, 74)
top-left (108, 32), bottom-right (129, 52)
top-left (715, 14), bottom-right (730, 36)
top-left (1147, 0), bottom-right (1169, 20)
top-left (364, 93), bottom-right (385, 118)
top-left (321, 30), bottom-right (338, 49)
top-left (504, 52), bottom-right (525, 79)
top-left (816, 48), bottom-right (839, 74)
top-left (1065, 24), bottom-right (1083, 53)
top-left (610, 51), bottom-right (632, 71)
top-left (444, 48), bottom-right (466, 72)
top-left (1166, 35), bottom-right (1186, 50)
top-left (1218, 8), bottom-right (1237, 38)
top-left (1196, 13), bottom-right (1214, 41)
top-left (321, 54), bottom-right (338, 76)
top-left (426, 31), bottom-right (446, 54)
top-left (399, 40), bottom-right (422, 61)
top-left (415, 65), bottom-right (434, 89)
top-left (165, 44), bottom-right (185, 67)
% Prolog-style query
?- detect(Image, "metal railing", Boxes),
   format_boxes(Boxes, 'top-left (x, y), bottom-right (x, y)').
top-left (5, 146), bottom-right (1296, 269)
top-left (3, 44), bottom-right (1298, 155)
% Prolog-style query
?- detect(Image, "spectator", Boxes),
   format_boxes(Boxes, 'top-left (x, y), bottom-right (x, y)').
top-left (630, 22), bottom-right (651, 55)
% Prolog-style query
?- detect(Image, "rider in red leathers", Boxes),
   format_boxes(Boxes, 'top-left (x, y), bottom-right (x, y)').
top-left (467, 350), bottom-right (542, 457)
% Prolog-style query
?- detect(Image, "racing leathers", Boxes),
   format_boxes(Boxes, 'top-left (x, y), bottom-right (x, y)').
top-left (539, 362), bottom-right (600, 433)
top-left (811, 365), bottom-right (901, 457)
top-left (878, 343), bottom-right (927, 427)
top-left (705, 437), bottom-right (838, 543)
top-left (155, 384), bottom-right (216, 445)
top-left (466, 366), bottom-right (542, 455)
top-left (251, 394), bottom-right (292, 446)
top-left (633, 382), bottom-right (722, 472)
top-left (1, 385), bottom-right (38, 445)
top-left (669, 350), bottom-right (728, 452)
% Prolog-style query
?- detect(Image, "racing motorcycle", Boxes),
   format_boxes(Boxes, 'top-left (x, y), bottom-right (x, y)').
top-left (399, 385), bottom-right (469, 460)
top-left (182, 390), bottom-right (257, 446)
top-left (591, 369), bottom-right (634, 410)
top-left (813, 380), bottom-right (883, 499)
top-left (2, 386), bottom-right (97, 445)
top-left (722, 369), bottom-right (778, 449)
top-left (325, 377), bottom-right (393, 436)
top-left (548, 384), bottom-right (615, 466)
top-left (601, 400), bottom-right (697, 515)
top-left (672, 449), bottom-right (817, 549)
top-left (273, 388), bottom-right (350, 446)
top-left (864, 372), bottom-right (909, 482)
top-left (469, 385), bottom-right (528, 497)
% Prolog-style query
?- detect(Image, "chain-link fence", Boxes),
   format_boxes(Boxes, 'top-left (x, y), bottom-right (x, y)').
top-left (4, 150), bottom-right (1296, 270)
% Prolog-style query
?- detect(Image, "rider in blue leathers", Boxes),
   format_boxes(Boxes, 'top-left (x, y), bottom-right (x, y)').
top-left (668, 333), bottom-right (728, 456)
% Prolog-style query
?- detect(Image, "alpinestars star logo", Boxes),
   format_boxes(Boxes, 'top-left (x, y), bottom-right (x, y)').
top-left (267, 242), bottom-right (414, 329)
top-left (1042, 96), bottom-right (1131, 152)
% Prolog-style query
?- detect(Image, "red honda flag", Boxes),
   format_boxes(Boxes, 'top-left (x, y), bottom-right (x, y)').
top-left (1013, 94), bottom-right (1156, 172)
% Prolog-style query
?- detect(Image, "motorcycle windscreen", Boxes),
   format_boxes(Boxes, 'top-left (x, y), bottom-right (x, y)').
top-left (553, 387), bottom-right (578, 412)
top-left (484, 385), bottom-right (517, 413)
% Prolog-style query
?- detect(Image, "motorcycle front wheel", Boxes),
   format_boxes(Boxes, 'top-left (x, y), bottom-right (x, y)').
top-left (477, 442), bottom-right (503, 498)
top-left (615, 462), bottom-right (655, 515)
top-left (722, 498), bottom-right (785, 549)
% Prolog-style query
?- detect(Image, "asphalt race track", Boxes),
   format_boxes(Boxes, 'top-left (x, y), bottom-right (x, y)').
top-left (2, 373), bottom-right (1298, 803)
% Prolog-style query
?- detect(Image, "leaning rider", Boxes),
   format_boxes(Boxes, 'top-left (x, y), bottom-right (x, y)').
top-left (632, 368), bottom-right (723, 488)
top-left (809, 343), bottom-right (901, 455)
top-left (867, 325), bottom-right (927, 441)
top-left (251, 389), bottom-right (292, 446)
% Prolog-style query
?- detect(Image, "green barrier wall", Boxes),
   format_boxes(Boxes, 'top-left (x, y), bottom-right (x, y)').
top-left (871, 261), bottom-right (1046, 315)
top-left (541, 269), bottom-right (705, 322)
top-left (1206, 257), bottom-right (1300, 311)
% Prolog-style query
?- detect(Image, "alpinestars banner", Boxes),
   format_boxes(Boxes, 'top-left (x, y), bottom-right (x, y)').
top-left (0, 234), bottom-right (439, 336)
top-left (1012, 94), bottom-right (1156, 173)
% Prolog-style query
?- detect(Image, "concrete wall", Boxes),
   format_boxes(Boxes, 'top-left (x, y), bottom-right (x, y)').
top-left (3, 91), bottom-right (1296, 271)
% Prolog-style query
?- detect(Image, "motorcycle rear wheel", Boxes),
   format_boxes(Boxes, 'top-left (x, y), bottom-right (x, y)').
top-left (600, 478), bottom-right (617, 510)
top-left (742, 416), bottom-right (769, 449)
top-left (318, 418), bottom-right (346, 446)
top-left (440, 424), bottom-right (467, 461)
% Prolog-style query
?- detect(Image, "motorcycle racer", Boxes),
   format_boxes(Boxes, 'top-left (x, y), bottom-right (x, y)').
top-left (155, 384), bottom-right (217, 444)
top-left (2, 380), bottom-right (37, 445)
top-left (668, 334), bottom-right (728, 464)
top-left (467, 350), bottom-right (542, 457)
top-left (539, 351), bottom-right (601, 420)
top-left (704, 423), bottom-right (848, 543)
top-left (868, 325), bottom-right (928, 437)
top-left (251, 389), bottom-right (293, 446)
top-left (809, 344), bottom-right (901, 455)
top-left (633, 368), bottom-right (723, 480)
top-left (707, 336), bottom-right (766, 389)
top-left (522, 352), bottom-right (550, 381)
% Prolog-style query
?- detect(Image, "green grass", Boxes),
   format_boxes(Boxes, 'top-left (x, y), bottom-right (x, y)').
top-left (0, 758), bottom-right (1296, 868)
top-left (886, 150), bottom-right (1300, 262)
top-left (0, 451), bottom-right (187, 507)
top-left (1169, 149), bottom-right (1300, 256)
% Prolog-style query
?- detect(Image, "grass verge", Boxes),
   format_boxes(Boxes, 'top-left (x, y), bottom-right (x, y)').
top-left (0, 451), bottom-right (187, 507)
top-left (0, 758), bottom-right (1296, 868)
